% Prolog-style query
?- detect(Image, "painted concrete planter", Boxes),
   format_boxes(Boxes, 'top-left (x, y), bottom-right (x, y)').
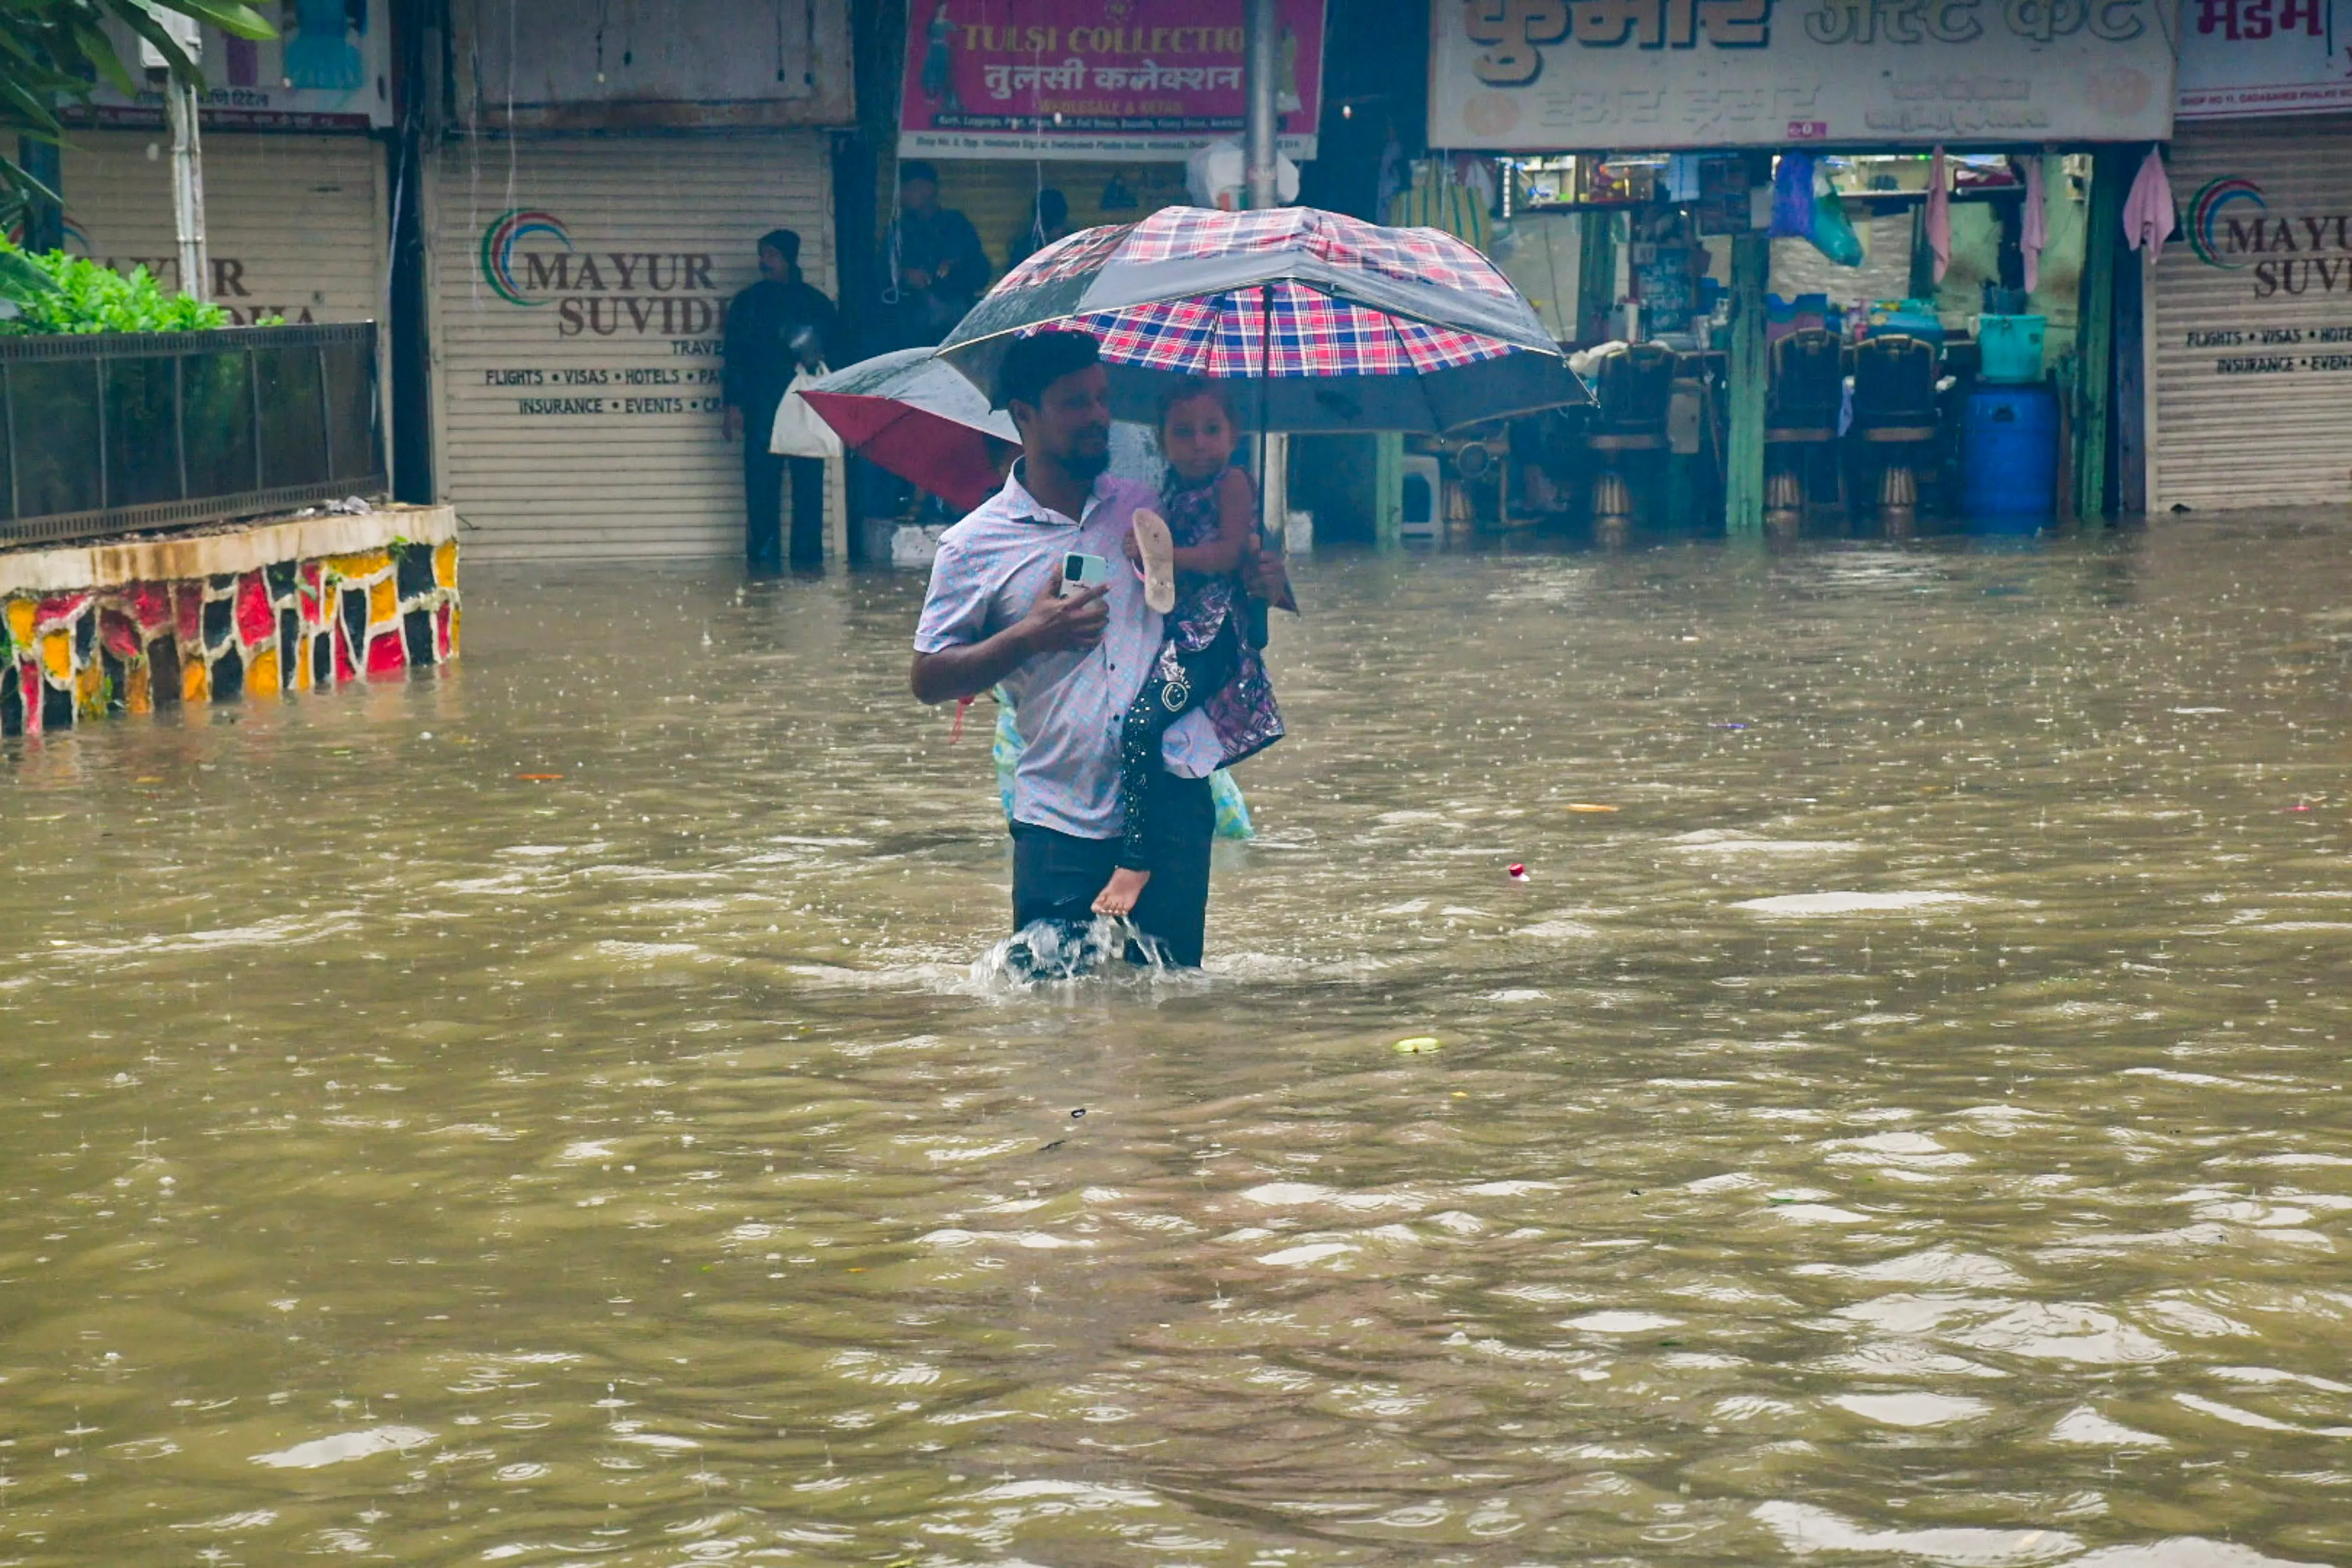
top-left (0, 504), bottom-right (459, 737)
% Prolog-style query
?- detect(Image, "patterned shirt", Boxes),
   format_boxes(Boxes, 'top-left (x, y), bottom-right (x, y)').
top-left (914, 465), bottom-right (1220, 839)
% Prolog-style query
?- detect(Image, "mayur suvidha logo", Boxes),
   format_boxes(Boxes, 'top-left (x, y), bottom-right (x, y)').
top-left (475, 208), bottom-right (724, 336)
top-left (2189, 176), bottom-right (2352, 298)
top-left (478, 208), bottom-right (571, 304)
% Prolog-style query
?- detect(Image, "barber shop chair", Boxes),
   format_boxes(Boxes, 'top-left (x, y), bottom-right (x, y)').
top-left (1851, 334), bottom-right (1940, 537)
top-left (1582, 342), bottom-right (1677, 545)
top-left (1764, 328), bottom-right (1844, 538)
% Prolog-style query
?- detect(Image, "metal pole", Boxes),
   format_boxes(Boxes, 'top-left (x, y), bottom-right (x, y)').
top-left (164, 77), bottom-right (210, 304)
top-left (1244, 0), bottom-right (1280, 573)
top-left (1244, 0), bottom-right (1278, 211)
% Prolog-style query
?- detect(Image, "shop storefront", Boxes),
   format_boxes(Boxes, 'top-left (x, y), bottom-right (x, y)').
top-left (889, 0), bottom-right (1328, 284)
top-left (59, 12), bottom-right (393, 458)
top-left (425, 135), bottom-right (836, 561)
top-left (422, 0), bottom-right (852, 561)
top-left (2149, 21), bottom-right (2352, 511)
top-left (1427, 0), bottom-right (2178, 535)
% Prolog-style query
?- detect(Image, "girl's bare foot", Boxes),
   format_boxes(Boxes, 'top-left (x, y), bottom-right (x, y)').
top-left (1131, 508), bottom-right (1176, 614)
top-left (1093, 866), bottom-right (1152, 916)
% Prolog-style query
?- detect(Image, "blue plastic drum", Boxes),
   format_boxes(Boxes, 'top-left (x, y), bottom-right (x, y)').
top-left (1960, 385), bottom-right (2059, 519)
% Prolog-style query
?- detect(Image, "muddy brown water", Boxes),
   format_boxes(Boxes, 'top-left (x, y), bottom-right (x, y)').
top-left (4, 513), bottom-right (2352, 1566)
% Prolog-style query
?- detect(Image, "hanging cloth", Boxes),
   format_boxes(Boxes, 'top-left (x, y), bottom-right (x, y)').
top-left (2020, 156), bottom-right (2049, 293)
top-left (1925, 146), bottom-right (1952, 284)
top-left (2124, 145), bottom-right (2175, 260)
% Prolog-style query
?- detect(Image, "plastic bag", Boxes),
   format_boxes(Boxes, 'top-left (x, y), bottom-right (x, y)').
top-left (1770, 152), bottom-right (1816, 239)
top-left (1807, 169), bottom-right (1864, 267)
top-left (768, 368), bottom-right (843, 458)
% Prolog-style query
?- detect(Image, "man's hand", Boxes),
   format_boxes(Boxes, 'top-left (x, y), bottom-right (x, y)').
top-left (722, 405), bottom-right (744, 442)
top-left (1241, 546), bottom-right (1298, 612)
top-left (909, 563), bottom-right (1112, 707)
top-left (1122, 528), bottom-right (1144, 567)
top-left (904, 267), bottom-right (933, 291)
top-left (1015, 562), bottom-right (1108, 655)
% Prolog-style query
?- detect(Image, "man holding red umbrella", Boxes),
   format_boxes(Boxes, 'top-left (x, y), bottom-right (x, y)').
top-left (908, 331), bottom-right (1290, 972)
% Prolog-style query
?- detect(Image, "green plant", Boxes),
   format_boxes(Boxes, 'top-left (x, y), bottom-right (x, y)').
top-left (0, 240), bottom-right (230, 332)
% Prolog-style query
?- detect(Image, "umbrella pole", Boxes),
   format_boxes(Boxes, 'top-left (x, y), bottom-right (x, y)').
top-left (1247, 282), bottom-right (1274, 648)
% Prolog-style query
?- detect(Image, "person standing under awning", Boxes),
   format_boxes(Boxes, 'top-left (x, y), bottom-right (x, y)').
top-left (723, 228), bottom-right (838, 572)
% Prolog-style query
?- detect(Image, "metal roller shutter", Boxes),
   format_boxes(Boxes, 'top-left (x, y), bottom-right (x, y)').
top-left (427, 134), bottom-right (833, 561)
top-left (2153, 121), bottom-right (2352, 513)
top-left (59, 129), bottom-right (385, 325)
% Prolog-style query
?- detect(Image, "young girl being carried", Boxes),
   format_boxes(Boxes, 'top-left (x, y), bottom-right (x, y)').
top-left (1093, 378), bottom-right (1286, 918)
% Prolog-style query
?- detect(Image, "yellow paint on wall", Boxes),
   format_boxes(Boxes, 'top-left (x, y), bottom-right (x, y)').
top-left (75, 658), bottom-right (104, 717)
top-left (39, 630), bottom-right (71, 683)
top-left (124, 661), bottom-right (152, 714)
top-left (324, 550), bottom-right (391, 581)
top-left (182, 655), bottom-right (208, 704)
top-left (247, 646), bottom-right (280, 698)
top-left (4, 598), bottom-right (32, 649)
top-left (368, 576), bottom-right (397, 627)
top-left (448, 604), bottom-right (461, 658)
top-left (291, 635), bottom-right (311, 692)
top-left (433, 540), bottom-right (458, 588)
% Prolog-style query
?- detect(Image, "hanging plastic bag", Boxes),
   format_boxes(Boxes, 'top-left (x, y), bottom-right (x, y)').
top-left (1807, 168), bottom-right (1864, 267)
top-left (769, 367), bottom-right (843, 458)
top-left (1771, 151), bottom-right (1816, 239)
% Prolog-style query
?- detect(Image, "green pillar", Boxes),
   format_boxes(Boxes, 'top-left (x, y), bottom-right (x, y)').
top-left (1725, 231), bottom-right (1769, 537)
top-left (1373, 431), bottom-right (1403, 550)
top-left (1577, 208), bottom-right (1617, 340)
top-left (2074, 148), bottom-right (2127, 522)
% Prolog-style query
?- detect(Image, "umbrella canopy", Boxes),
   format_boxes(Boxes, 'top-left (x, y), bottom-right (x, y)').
top-left (938, 206), bottom-right (1591, 434)
top-left (799, 347), bottom-right (1019, 512)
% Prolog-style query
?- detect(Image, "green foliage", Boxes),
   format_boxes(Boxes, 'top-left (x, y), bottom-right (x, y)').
top-left (0, 0), bottom-right (277, 227)
top-left (0, 239), bottom-right (230, 332)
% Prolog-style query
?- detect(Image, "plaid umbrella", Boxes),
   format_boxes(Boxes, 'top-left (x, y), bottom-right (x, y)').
top-left (937, 205), bottom-right (1590, 434)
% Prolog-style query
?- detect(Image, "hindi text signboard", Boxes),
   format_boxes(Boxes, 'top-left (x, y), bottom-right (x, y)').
top-left (899, 0), bottom-right (1326, 160)
top-left (1428, 0), bottom-right (2180, 149)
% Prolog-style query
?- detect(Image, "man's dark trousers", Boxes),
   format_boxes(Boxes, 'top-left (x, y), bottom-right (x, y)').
top-left (744, 442), bottom-right (826, 571)
top-left (1010, 772), bottom-right (1213, 967)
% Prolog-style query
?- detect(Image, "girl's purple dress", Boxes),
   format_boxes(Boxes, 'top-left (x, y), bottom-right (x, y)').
top-left (1158, 467), bottom-right (1283, 768)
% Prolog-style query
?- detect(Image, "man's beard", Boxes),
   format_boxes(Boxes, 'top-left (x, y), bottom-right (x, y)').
top-left (1063, 440), bottom-right (1110, 481)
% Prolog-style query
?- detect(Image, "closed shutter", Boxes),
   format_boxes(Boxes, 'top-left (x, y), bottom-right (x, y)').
top-left (427, 134), bottom-right (833, 560)
top-left (2153, 121), bottom-right (2352, 513)
top-left (59, 129), bottom-right (385, 324)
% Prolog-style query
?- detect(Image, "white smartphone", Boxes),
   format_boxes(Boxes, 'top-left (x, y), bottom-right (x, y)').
top-left (1059, 551), bottom-right (1110, 596)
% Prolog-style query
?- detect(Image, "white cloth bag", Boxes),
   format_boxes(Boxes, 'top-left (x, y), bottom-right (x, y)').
top-left (768, 368), bottom-right (843, 459)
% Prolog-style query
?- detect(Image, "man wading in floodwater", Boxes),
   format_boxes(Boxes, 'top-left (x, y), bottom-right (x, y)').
top-left (909, 331), bottom-right (1291, 969)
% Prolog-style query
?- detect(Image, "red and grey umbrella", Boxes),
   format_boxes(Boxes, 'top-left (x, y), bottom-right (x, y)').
top-left (937, 205), bottom-right (1590, 433)
top-left (798, 347), bottom-right (1019, 512)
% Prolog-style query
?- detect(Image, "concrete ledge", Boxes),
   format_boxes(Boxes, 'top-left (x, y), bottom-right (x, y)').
top-left (0, 505), bottom-right (459, 599)
top-left (2, 503), bottom-right (462, 737)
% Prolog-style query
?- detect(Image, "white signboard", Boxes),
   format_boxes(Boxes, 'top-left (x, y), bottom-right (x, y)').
top-left (81, 8), bottom-right (389, 129)
top-left (1428, 0), bottom-right (2183, 149)
top-left (2177, 0), bottom-right (2352, 118)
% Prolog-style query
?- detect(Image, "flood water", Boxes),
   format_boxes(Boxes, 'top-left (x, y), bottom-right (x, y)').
top-left (5, 513), bottom-right (2352, 1567)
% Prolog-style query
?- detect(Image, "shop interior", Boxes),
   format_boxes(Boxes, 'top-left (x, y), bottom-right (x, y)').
top-left (1364, 147), bottom-right (2100, 544)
